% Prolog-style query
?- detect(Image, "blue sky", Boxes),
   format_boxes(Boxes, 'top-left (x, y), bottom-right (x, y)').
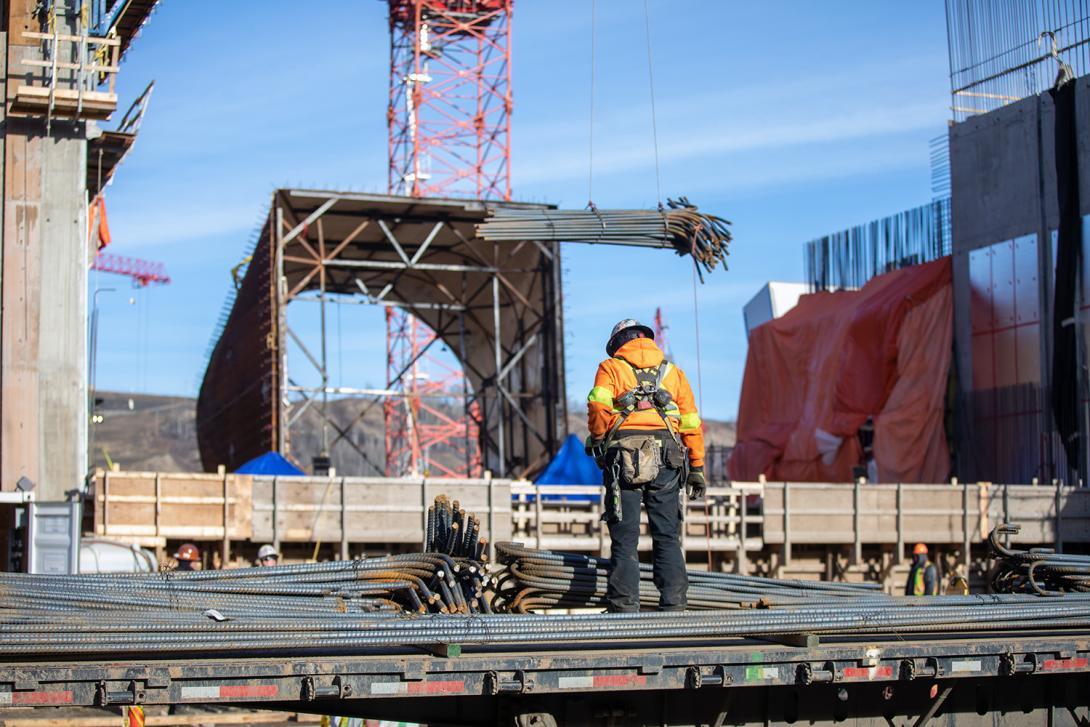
top-left (93, 1), bottom-right (951, 421)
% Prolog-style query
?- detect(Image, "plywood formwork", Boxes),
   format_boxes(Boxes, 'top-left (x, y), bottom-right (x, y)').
top-left (89, 470), bottom-right (512, 561)
top-left (91, 470), bottom-right (253, 547)
top-left (252, 476), bottom-right (512, 556)
top-left (197, 190), bottom-right (567, 479)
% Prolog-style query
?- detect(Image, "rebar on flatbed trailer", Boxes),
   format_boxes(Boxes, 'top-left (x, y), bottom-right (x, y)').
top-left (5, 594), bottom-right (1090, 659)
top-left (492, 541), bottom-right (883, 612)
top-left (990, 523), bottom-right (1090, 595)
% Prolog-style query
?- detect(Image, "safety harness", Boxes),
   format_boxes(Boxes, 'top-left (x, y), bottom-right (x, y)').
top-left (598, 360), bottom-right (683, 455)
top-left (593, 360), bottom-right (689, 525)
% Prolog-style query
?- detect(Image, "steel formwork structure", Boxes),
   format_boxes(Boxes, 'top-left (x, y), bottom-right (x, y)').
top-left (386, 0), bottom-right (513, 200)
top-left (197, 190), bottom-right (565, 478)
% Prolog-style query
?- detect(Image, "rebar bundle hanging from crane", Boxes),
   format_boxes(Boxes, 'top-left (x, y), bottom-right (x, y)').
top-left (475, 197), bottom-right (732, 281)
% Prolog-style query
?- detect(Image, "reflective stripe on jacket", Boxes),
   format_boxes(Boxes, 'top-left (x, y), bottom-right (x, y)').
top-left (586, 337), bottom-right (705, 467)
top-left (908, 562), bottom-right (937, 596)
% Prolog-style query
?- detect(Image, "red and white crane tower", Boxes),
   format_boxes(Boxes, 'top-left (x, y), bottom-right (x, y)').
top-left (386, 0), bottom-right (512, 200)
top-left (383, 0), bottom-right (512, 477)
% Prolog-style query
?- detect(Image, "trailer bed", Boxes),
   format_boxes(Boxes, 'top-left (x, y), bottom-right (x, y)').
top-left (3, 630), bottom-right (1090, 725)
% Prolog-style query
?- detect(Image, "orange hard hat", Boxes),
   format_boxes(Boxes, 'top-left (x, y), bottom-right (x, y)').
top-left (913, 543), bottom-right (928, 555)
top-left (174, 543), bottom-right (200, 561)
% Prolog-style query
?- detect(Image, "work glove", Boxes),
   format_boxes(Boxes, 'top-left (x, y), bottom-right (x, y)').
top-left (585, 437), bottom-right (606, 466)
top-left (685, 467), bottom-right (706, 499)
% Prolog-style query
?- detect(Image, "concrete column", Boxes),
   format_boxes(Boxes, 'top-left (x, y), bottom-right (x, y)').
top-left (2, 2), bottom-right (89, 499)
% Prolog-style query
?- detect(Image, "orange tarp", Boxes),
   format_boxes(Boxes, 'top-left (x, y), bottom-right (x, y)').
top-left (728, 257), bottom-right (952, 483)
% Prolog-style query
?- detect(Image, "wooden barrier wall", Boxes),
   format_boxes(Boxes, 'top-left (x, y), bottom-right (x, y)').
top-left (90, 471), bottom-right (512, 561)
top-left (90, 471), bottom-right (1089, 578)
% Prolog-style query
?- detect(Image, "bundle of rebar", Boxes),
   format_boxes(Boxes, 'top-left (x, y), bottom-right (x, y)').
top-left (425, 494), bottom-right (488, 562)
top-left (491, 542), bottom-right (885, 612)
top-left (0, 552), bottom-right (492, 620)
top-left (476, 198), bottom-right (731, 281)
top-left (989, 523), bottom-right (1090, 595)
top-left (5, 592), bottom-right (1090, 660)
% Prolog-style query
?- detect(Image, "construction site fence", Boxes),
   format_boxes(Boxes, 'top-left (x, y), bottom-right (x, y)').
top-left (89, 471), bottom-right (1090, 567)
top-left (89, 470), bottom-right (512, 563)
top-left (509, 480), bottom-right (1090, 567)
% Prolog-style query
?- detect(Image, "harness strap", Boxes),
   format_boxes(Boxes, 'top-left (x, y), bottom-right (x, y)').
top-left (612, 359), bottom-right (683, 449)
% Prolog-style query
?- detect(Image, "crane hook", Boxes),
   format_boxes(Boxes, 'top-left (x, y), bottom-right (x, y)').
top-left (1038, 31), bottom-right (1075, 89)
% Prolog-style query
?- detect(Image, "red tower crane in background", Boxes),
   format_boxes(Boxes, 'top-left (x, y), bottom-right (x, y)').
top-left (90, 252), bottom-right (171, 287)
top-left (382, 0), bottom-right (512, 477)
top-left (654, 307), bottom-right (673, 362)
top-left (386, 0), bottom-right (512, 200)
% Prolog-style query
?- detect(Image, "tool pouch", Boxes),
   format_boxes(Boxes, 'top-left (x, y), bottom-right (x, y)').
top-left (663, 438), bottom-right (689, 470)
top-left (614, 434), bottom-right (662, 486)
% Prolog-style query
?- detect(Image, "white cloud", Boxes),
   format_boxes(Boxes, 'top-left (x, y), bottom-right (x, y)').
top-left (515, 101), bottom-right (937, 186)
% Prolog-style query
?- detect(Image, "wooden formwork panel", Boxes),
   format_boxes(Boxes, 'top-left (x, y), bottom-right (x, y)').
top-left (759, 481), bottom-right (1090, 548)
top-left (251, 477), bottom-right (512, 546)
top-left (91, 470), bottom-right (253, 546)
top-left (761, 483), bottom-right (985, 545)
top-left (983, 484), bottom-right (1090, 543)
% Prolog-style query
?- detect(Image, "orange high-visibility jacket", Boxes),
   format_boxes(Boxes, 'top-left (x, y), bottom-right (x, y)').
top-left (586, 338), bottom-right (705, 468)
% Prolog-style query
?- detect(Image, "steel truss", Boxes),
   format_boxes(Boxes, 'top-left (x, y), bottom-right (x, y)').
top-left (197, 190), bottom-right (565, 478)
top-left (387, 0), bottom-right (512, 200)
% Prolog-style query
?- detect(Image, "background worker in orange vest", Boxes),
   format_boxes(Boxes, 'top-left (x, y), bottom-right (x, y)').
top-left (905, 543), bottom-right (938, 595)
top-left (586, 319), bottom-right (705, 612)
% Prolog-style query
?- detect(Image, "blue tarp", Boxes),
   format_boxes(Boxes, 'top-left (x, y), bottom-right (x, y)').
top-left (535, 434), bottom-right (601, 486)
top-left (235, 451), bottom-right (305, 476)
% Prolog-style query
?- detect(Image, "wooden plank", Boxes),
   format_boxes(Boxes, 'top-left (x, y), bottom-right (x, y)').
top-left (230, 475), bottom-right (253, 539)
top-left (97, 495), bottom-right (241, 505)
top-left (20, 59), bottom-right (120, 72)
top-left (22, 31), bottom-right (122, 45)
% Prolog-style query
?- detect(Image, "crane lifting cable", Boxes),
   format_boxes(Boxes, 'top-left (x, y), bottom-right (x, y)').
top-left (476, 197), bottom-right (732, 282)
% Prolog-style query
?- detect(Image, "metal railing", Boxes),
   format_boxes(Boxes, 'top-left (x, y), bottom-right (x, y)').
top-left (510, 482), bottom-right (763, 567)
top-left (12, 29), bottom-right (120, 123)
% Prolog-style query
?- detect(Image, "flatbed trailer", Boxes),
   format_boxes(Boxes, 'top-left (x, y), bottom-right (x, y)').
top-left (3, 631), bottom-right (1090, 726)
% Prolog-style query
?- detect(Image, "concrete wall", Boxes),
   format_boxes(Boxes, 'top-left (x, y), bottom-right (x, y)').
top-left (949, 76), bottom-right (1090, 483)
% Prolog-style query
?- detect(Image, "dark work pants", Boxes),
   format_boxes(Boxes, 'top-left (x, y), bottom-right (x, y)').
top-left (606, 464), bottom-right (687, 612)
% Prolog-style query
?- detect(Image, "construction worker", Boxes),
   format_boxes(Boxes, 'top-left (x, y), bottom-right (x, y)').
top-left (173, 543), bottom-right (202, 572)
top-left (905, 543), bottom-right (938, 596)
top-left (256, 544), bottom-right (279, 566)
top-left (586, 319), bottom-right (705, 612)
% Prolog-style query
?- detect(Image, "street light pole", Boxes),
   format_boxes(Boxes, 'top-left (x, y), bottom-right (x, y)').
top-left (88, 287), bottom-right (116, 474)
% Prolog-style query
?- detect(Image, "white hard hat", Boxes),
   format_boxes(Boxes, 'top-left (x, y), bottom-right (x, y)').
top-left (257, 544), bottom-right (279, 560)
top-left (606, 319), bottom-right (655, 356)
